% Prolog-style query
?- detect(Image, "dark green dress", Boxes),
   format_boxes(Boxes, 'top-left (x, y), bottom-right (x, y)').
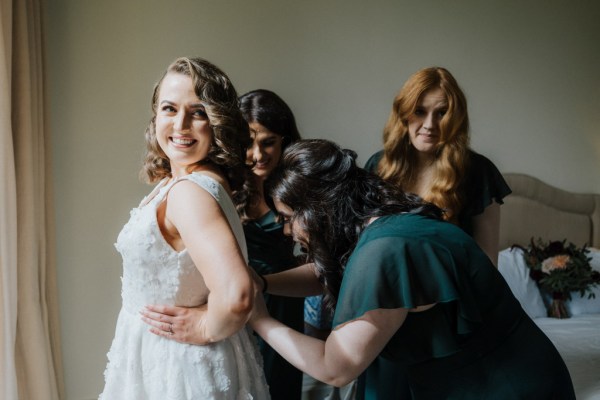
top-left (364, 150), bottom-right (512, 232)
top-left (333, 213), bottom-right (574, 399)
top-left (244, 210), bottom-right (305, 400)
top-left (360, 150), bottom-right (513, 399)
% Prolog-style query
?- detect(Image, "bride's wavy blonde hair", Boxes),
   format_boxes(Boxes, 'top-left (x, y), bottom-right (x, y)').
top-left (377, 67), bottom-right (470, 221)
top-left (140, 57), bottom-right (257, 220)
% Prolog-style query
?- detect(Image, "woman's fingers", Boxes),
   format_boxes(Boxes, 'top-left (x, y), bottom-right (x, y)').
top-left (140, 304), bottom-right (210, 344)
top-left (144, 304), bottom-right (182, 316)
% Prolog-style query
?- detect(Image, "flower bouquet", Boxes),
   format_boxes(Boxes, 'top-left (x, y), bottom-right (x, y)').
top-left (515, 238), bottom-right (600, 318)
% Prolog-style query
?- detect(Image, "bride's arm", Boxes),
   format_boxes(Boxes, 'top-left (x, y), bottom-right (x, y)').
top-left (141, 263), bottom-right (323, 344)
top-left (143, 180), bottom-right (254, 344)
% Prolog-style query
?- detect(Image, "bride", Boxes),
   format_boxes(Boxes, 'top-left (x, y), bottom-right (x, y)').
top-left (99, 56), bottom-right (269, 400)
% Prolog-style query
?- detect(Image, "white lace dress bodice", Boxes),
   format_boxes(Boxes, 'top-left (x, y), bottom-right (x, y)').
top-left (99, 173), bottom-right (269, 400)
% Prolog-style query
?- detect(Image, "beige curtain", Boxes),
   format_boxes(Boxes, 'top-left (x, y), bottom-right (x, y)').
top-left (0, 0), bottom-right (64, 399)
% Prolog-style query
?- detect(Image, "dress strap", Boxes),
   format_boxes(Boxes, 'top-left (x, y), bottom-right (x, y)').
top-left (138, 177), bottom-right (175, 207)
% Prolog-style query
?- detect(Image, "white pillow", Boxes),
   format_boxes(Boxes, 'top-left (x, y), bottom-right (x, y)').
top-left (498, 248), bottom-right (547, 319)
top-left (565, 248), bottom-right (600, 316)
top-left (588, 247), bottom-right (600, 270)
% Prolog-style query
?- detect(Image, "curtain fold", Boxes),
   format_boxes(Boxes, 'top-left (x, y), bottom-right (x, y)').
top-left (1, 0), bottom-right (18, 395)
top-left (1, 0), bottom-right (64, 399)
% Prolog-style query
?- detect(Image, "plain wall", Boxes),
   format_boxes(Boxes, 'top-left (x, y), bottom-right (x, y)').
top-left (46, 1), bottom-right (600, 399)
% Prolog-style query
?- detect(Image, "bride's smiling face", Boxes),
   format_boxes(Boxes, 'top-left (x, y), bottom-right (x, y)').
top-left (155, 72), bottom-right (213, 177)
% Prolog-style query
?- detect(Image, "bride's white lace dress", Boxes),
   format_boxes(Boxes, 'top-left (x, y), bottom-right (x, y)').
top-left (99, 173), bottom-right (270, 400)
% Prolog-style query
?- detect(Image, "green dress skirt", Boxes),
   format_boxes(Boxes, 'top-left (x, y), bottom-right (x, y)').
top-left (244, 210), bottom-right (305, 400)
top-left (333, 213), bottom-right (575, 399)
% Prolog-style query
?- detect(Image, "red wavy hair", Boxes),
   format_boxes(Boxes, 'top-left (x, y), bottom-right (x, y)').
top-left (377, 67), bottom-right (470, 221)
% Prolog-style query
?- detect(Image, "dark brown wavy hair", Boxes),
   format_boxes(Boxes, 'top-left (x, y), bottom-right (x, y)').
top-left (140, 57), bottom-right (256, 219)
top-left (239, 89), bottom-right (302, 218)
top-left (239, 89), bottom-right (302, 150)
top-left (270, 139), bottom-right (443, 309)
top-left (377, 67), bottom-right (470, 221)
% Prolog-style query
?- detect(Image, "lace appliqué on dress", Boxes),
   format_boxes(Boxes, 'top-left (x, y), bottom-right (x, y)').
top-left (100, 173), bottom-right (268, 399)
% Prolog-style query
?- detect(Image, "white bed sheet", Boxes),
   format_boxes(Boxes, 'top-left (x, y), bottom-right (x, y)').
top-left (534, 313), bottom-right (600, 400)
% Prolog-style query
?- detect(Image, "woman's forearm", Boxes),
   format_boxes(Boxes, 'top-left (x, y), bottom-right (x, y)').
top-left (265, 263), bottom-right (324, 297)
top-left (252, 315), bottom-right (348, 385)
top-left (251, 307), bottom-right (406, 387)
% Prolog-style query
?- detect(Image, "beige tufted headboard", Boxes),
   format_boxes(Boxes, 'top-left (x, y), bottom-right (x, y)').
top-left (498, 173), bottom-right (600, 250)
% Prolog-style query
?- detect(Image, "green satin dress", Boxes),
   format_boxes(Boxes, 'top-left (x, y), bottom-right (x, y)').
top-left (333, 213), bottom-right (574, 399)
top-left (244, 210), bottom-right (305, 400)
top-left (360, 149), bottom-right (514, 399)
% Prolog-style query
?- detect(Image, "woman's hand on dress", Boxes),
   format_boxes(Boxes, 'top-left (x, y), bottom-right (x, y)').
top-left (140, 304), bottom-right (211, 345)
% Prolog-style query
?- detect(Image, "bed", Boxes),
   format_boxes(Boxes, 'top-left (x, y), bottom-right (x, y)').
top-left (498, 173), bottom-right (600, 400)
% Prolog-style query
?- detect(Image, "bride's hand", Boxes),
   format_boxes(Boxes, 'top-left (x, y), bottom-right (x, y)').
top-left (140, 304), bottom-right (210, 345)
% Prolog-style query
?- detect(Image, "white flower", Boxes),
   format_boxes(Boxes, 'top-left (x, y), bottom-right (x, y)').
top-left (541, 255), bottom-right (570, 273)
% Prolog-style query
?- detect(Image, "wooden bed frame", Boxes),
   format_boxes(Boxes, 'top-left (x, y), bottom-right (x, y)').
top-left (499, 173), bottom-right (600, 250)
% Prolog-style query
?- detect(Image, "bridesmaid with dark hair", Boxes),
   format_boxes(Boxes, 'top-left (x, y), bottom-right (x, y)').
top-left (239, 89), bottom-right (305, 400)
top-left (250, 139), bottom-right (574, 400)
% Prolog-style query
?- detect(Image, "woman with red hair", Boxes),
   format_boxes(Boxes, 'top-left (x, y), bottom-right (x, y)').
top-left (363, 67), bottom-right (512, 399)
top-left (366, 66), bottom-right (510, 266)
